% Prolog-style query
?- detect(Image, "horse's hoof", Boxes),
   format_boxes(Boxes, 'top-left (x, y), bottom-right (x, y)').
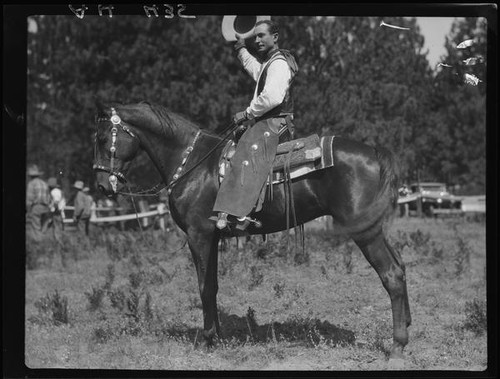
top-left (387, 357), bottom-right (405, 370)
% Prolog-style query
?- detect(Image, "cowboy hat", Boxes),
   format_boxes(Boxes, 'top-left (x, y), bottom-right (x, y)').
top-left (27, 165), bottom-right (43, 176)
top-left (221, 15), bottom-right (271, 42)
top-left (74, 180), bottom-right (84, 190)
top-left (47, 177), bottom-right (59, 187)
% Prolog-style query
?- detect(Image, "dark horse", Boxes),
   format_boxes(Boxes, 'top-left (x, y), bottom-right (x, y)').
top-left (93, 100), bottom-right (411, 365)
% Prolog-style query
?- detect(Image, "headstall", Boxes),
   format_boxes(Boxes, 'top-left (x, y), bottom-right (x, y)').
top-left (94, 107), bottom-right (202, 196)
top-left (93, 107), bottom-right (136, 192)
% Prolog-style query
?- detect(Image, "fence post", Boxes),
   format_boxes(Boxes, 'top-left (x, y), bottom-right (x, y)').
top-left (416, 195), bottom-right (423, 218)
top-left (157, 203), bottom-right (166, 231)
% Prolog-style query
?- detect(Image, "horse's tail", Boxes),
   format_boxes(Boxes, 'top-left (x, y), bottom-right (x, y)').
top-left (375, 145), bottom-right (400, 217)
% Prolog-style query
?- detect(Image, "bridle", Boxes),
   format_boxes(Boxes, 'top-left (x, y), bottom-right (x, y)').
top-left (93, 107), bottom-right (204, 196)
top-left (93, 106), bottom-right (240, 197)
top-left (93, 107), bottom-right (136, 192)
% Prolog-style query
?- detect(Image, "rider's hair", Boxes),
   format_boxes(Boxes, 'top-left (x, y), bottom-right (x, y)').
top-left (255, 20), bottom-right (279, 35)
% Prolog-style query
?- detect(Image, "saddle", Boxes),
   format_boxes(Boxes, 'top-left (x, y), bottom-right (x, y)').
top-left (219, 134), bottom-right (335, 185)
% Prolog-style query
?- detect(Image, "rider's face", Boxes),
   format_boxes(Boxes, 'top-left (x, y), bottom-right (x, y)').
top-left (254, 24), bottom-right (277, 55)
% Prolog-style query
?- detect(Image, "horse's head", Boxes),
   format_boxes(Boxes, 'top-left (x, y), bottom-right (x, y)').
top-left (93, 100), bottom-right (141, 197)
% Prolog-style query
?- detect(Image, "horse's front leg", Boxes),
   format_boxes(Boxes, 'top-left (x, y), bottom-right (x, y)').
top-left (187, 226), bottom-right (221, 348)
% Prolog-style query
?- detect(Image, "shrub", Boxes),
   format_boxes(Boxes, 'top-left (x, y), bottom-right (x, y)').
top-left (245, 307), bottom-right (258, 340)
top-left (294, 246), bottom-right (310, 266)
top-left (125, 289), bottom-right (140, 320)
top-left (129, 271), bottom-right (144, 289)
top-left (463, 299), bottom-right (487, 335)
top-left (33, 290), bottom-right (69, 325)
top-left (273, 281), bottom-right (286, 299)
top-left (430, 241), bottom-right (445, 264)
top-left (105, 234), bottom-right (129, 261)
top-left (342, 242), bottom-right (354, 274)
top-left (454, 235), bottom-right (472, 276)
top-left (91, 326), bottom-right (114, 344)
top-left (248, 265), bottom-right (264, 290)
top-left (108, 287), bottom-right (126, 311)
top-left (392, 231), bottom-right (411, 252)
top-left (85, 286), bottom-right (106, 312)
top-left (104, 264), bottom-right (115, 290)
top-left (409, 229), bottom-right (431, 250)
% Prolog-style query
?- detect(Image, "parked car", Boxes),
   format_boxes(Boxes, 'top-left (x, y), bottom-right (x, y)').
top-left (408, 182), bottom-right (462, 216)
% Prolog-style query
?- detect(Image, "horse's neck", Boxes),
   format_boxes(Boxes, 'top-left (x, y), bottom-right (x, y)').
top-left (141, 124), bottom-right (221, 186)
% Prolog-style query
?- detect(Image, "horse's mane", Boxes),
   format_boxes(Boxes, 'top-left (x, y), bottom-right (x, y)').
top-left (140, 101), bottom-right (220, 138)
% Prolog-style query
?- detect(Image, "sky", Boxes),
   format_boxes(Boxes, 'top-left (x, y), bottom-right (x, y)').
top-left (415, 17), bottom-right (457, 68)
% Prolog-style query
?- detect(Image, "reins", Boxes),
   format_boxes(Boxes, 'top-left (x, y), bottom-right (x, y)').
top-left (163, 123), bottom-right (238, 195)
top-left (114, 120), bottom-right (239, 197)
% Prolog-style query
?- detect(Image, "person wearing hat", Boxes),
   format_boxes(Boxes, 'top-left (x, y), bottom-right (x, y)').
top-left (26, 164), bottom-right (51, 240)
top-left (73, 180), bottom-right (92, 236)
top-left (83, 186), bottom-right (98, 221)
top-left (47, 177), bottom-right (66, 242)
top-left (212, 19), bottom-right (299, 230)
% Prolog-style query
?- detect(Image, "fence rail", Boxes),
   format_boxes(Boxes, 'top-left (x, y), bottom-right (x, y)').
top-left (63, 203), bottom-right (168, 224)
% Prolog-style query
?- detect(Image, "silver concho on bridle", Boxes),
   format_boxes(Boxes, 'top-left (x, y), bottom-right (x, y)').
top-left (108, 109), bottom-right (121, 192)
top-left (93, 107), bottom-right (135, 194)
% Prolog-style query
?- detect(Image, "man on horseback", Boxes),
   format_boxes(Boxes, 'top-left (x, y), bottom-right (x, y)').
top-left (212, 19), bottom-right (298, 230)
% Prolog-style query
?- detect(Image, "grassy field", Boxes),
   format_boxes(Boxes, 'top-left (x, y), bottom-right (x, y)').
top-left (24, 216), bottom-right (487, 371)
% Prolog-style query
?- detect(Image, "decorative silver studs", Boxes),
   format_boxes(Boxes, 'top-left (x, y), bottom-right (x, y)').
top-left (111, 115), bottom-right (121, 125)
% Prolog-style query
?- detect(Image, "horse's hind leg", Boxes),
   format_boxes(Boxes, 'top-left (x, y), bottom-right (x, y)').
top-left (353, 231), bottom-right (411, 361)
top-left (187, 228), bottom-right (221, 347)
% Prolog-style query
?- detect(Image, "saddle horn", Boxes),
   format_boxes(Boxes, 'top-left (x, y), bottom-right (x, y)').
top-left (221, 15), bottom-right (271, 42)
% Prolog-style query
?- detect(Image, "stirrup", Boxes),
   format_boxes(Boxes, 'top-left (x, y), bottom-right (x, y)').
top-left (215, 212), bottom-right (228, 230)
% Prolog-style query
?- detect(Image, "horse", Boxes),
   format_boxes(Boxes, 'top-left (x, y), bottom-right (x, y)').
top-left (92, 99), bottom-right (411, 365)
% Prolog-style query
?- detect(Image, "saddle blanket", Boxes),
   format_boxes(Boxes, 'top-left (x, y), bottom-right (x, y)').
top-left (219, 134), bottom-right (335, 185)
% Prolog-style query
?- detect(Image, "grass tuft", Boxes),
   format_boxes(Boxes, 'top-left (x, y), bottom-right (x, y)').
top-left (463, 299), bottom-right (487, 336)
top-left (32, 290), bottom-right (69, 325)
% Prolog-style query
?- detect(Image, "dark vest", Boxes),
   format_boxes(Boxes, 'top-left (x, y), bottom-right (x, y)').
top-left (256, 50), bottom-right (296, 120)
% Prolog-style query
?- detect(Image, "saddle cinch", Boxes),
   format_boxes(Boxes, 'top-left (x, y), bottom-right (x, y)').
top-left (218, 133), bottom-right (335, 185)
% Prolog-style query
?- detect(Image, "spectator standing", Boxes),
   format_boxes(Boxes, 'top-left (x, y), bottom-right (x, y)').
top-left (73, 181), bottom-right (92, 236)
top-left (83, 187), bottom-right (96, 220)
top-left (26, 165), bottom-right (51, 240)
top-left (47, 177), bottom-right (66, 242)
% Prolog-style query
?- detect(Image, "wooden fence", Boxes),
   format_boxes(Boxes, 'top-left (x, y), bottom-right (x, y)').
top-left (62, 203), bottom-right (169, 226)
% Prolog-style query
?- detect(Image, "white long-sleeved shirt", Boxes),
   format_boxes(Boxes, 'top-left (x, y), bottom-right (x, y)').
top-left (237, 48), bottom-right (292, 119)
top-left (50, 187), bottom-right (66, 217)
